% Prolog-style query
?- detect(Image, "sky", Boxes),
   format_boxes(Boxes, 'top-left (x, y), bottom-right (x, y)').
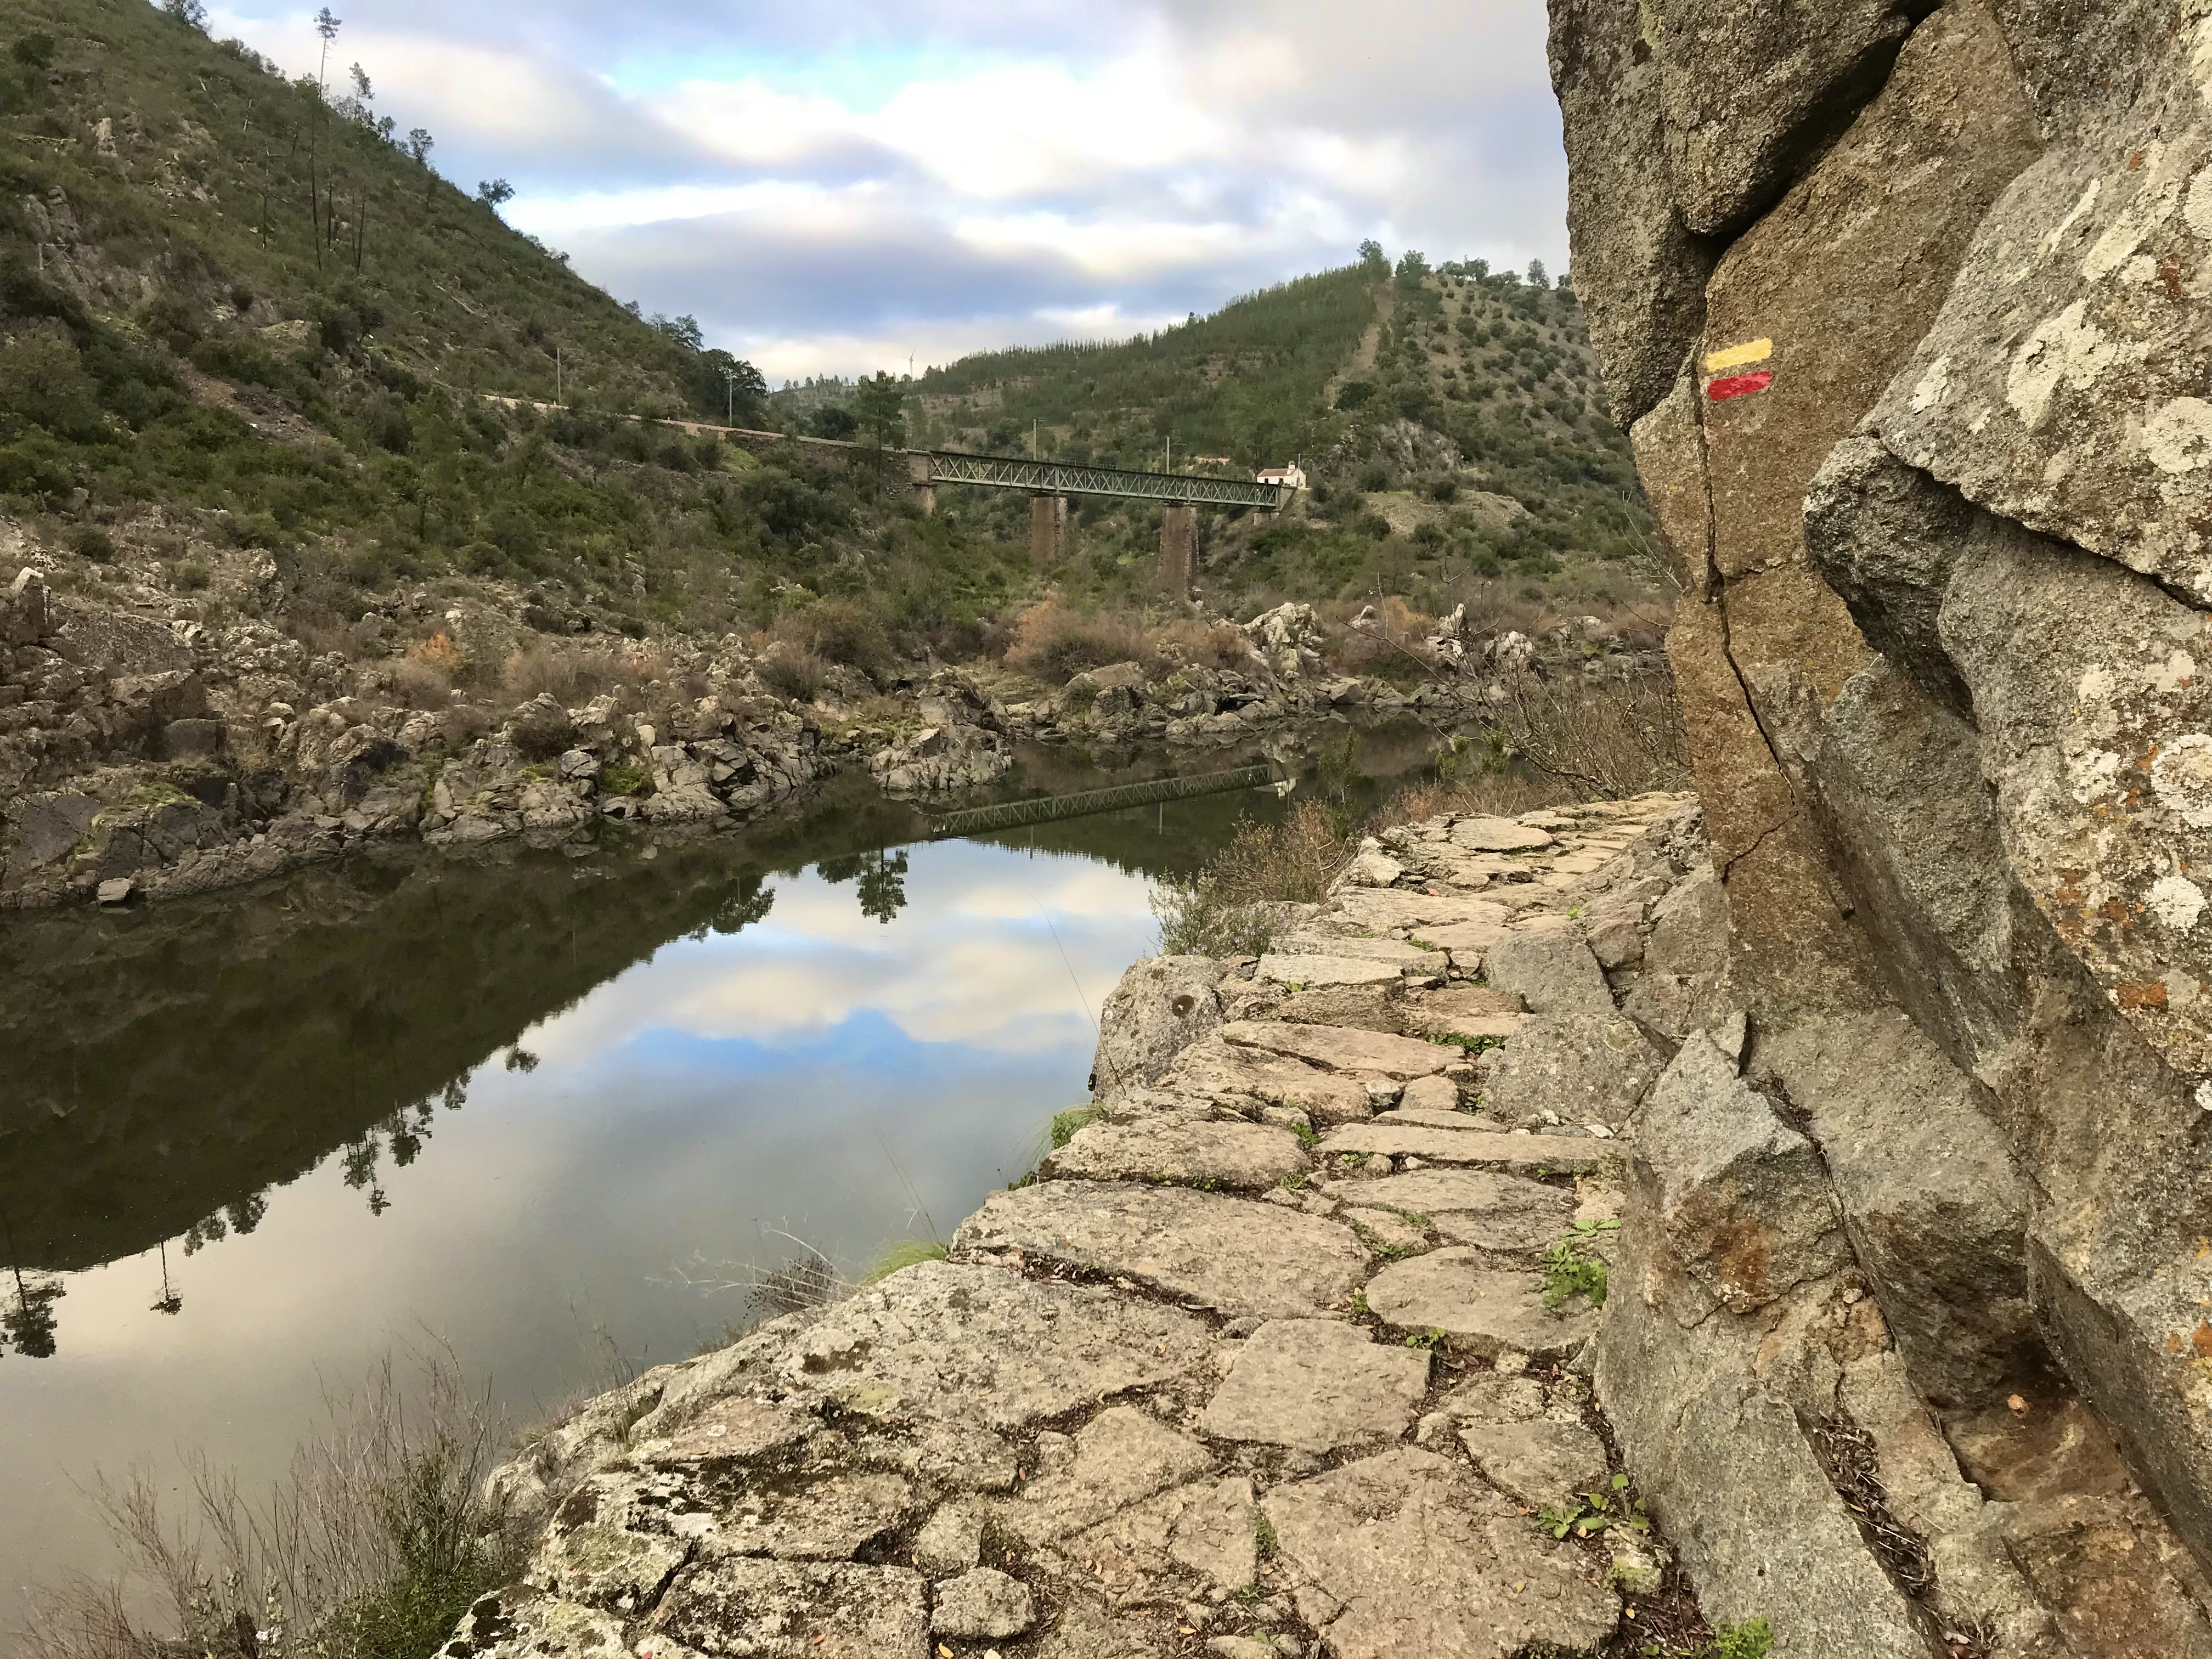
top-left (199, 1), bottom-right (1570, 381)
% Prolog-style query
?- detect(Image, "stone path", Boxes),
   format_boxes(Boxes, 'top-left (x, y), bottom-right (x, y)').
top-left (445, 794), bottom-right (1703, 1659)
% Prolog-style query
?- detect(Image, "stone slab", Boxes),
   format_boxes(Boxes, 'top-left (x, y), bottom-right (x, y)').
top-left (654, 1560), bottom-right (929, 1659)
top-left (1002, 1404), bottom-right (1214, 1545)
top-left (1255, 952), bottom-right (1403, 988)
top-left (1060, 1475), bottom-right (1259, 1595)
top-left (953, 1182), bottom-right (1370, 1318)
top-left (1277, 932), bottom-right (1447, 971)
top-left (1460, 1419), bottom-right (1611, 1509)
top-left (1365, 1252), bottom-right (1598, 1358)
top-left (1261, 1447), bottom-right (1617, 1659)
top-left (1043, 1119), bottom-right (1308, 1190)
top-left (1199, 1319), bottom-right (1432, 1453)
top-left (1221, 1020), bottom-right (1459, 1079)
top-left (1161, 1033), bottom-right (1372, 1125)
top-left (1327, 1171), bottom-right (1576, 1265)
top-left (1451, 816), bottom-right (1556, 852)
top-left (645, 1262), bottom-right (1214, 1440)
top-left (1330, 890), bottom-right (1514, 935)
top-left (1319, 1125), bottom-right (1607, 1173)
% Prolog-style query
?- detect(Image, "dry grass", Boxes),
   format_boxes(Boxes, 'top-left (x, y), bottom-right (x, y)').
top-left (757, 643), bottom-right (830, 702)
top-left (1153, 800), bottom-right (1353, 956)
top-left (1150, 616), bottom-right (1252, 672)
top-left (1004, 598), bottom-right (1151, 684)
top-left (22, 1350), bottom-right (521, 1659)
top-left (499, 644), bottom-right (662, 709)
top-left (382, 656), bottom-right (453, 711)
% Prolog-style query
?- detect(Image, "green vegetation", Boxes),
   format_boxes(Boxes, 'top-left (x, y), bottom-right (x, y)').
top-left (862, 1238), bottom-right (949, 1283)
top-left (1049, 1103), bottom-right (1108, 1148)
top-left (1542, 1217), bottom-right (1619, 1308)
top-left (1538, 1472), bottom-right (1650, 1541)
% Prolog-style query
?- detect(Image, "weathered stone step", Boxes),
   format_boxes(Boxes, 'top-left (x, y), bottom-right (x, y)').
top-left (1255, 952), bottom-right (1406, 988)
top-left (1276, 932), bottom-right (1447, 972)
top-left (1160, 1033), bottom-right (1372, 1124)
top-left (1322, 1167), bottom-right (1577, 1255)
top-left (1364, 1251), bottom-right (1598, 1359)
top-left (953, 1181), bottom-right (1370, 1318)
top-left (1319, 1122), bottom-right (1609, 1172)
top-left (1260, 1447), bottom-right (1617, 1658)
top-left (1042, 1118), bottom-right (1308, 1189)
top-left (1368, 1108), bottom-right (1510, 1132)
top-left (1221, 1019), bottom-right (1460, 1079)
top-left (1198, 1318), bottom-right (1432, 1454)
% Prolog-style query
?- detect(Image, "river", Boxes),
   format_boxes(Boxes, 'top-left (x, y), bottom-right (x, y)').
top-left (0, 720), bottom-right (1447, 1633)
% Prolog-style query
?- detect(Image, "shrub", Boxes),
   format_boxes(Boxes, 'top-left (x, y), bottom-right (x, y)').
top-left (439, 703), bottom-right (491, 749)
top-left (385, 656), bottom-right (453, 710)
top-left (597, 761), bottom-right (651, 797)
top-left (1004, 598), bottom-right (1149, 684)
top-left (172, 558), bottom-right (211, 591)
top-left (70, 524), bottom-right (115, 562)
top-left (1151, 616), bottom-right (1251, 671)
top-left (757, 643), bottom-right (828, 702)
top-left (501, 645), bottom-right (659, 708)
top-left (1152, 800), bottom-right (1352, 956)
top-left (508, 700), bottom-right (578, 761)
top-left (775, 597), bottom-right (893, 680)
top-left (863, 1240), bottom-right (949, 1284)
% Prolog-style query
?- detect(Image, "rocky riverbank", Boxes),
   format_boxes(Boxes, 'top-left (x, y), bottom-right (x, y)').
top-left (441, 790), bottom-right (2210, 1657)
top-left (0, 527), bottom-right (1650, 911)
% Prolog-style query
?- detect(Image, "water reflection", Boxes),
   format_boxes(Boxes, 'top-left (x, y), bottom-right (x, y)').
top-left (0, 720), bottom-right (1448, 1625)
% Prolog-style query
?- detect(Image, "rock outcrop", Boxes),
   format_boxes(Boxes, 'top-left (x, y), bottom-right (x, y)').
top-left (1550, 0), bottom-right (2212, 1647)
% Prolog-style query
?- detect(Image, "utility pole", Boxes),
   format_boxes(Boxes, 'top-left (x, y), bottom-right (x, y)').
top-left (723, 365), bottom-right (741, 427)
top-left (555, 345), bottom-right (562, 404)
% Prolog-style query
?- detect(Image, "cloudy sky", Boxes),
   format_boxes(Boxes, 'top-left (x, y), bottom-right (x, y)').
top-left (202, 1), bottom-right (1568, 381)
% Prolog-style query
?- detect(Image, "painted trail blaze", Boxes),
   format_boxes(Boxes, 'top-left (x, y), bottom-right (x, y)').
top-left (1706, 370), bottom-right (1774, 402)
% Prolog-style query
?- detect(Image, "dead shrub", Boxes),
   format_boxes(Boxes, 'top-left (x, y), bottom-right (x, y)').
top-left (1151, 616), bottom-right (1251, 672)
top-left (383, 656), bottom-right (453, 710)
top-left (757, 644), bottom-right (828, 702)
top-left (1004, 598), bottom-right (1150, 685)
top-left (440, 703), bottom-right (492, 750)
top-left (1479, 670), bottom-right (1690, 799)
top-left (500, 645), bottom-right (661, 709)
top-left (509, 700), bottom-right (578, 761)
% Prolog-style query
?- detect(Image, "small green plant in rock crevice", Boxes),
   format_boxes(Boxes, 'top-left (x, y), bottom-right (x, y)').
top-left (1542, 1217), bottom-right (1618, 1308)
top-left (1538, 1472), bottom-right (1648, 1541)
top-left (1637, 1619), bottom-right (1775, 1659)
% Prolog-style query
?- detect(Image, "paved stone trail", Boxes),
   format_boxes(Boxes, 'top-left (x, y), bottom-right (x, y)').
top-left (444, 794), bottom-right (1698, 1659)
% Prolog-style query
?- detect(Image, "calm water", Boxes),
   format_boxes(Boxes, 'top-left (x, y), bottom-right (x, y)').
top-left (0, 725), bottom-right (1444, 1628)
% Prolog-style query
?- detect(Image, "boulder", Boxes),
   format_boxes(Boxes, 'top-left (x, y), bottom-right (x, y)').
top-left (1363, 1253), bottom-right (1597, 1359)
top-left (1475, 1012), bottom-right (1666, 1130)
top-left (1481, 926), bottom-right (1614, 1018)
top-left (1091, 955), bottom-right (1223, 1091)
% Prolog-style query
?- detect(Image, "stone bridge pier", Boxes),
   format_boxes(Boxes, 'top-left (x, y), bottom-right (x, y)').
top-left (907, 453), bottom-right (936, 517)
top-left (1159, 504), bottom-right (1196, 597)
top-left (1028, 494), bottom-right (1069, 563)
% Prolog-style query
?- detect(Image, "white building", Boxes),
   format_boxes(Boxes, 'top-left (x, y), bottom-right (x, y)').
top-left (1256, 464), bottom-right (1307, 492)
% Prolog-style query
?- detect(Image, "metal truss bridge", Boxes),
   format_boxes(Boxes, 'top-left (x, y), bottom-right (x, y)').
top-left (917, 451), bottom-right (1290, 510)
top-left (923, 763), bottom-right (1284, 839)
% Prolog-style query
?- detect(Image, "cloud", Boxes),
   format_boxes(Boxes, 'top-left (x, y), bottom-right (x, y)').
top-left (200, 1), bottom-right (1568, 377)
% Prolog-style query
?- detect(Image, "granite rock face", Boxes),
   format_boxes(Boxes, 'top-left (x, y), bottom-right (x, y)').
top-left (1551, 0), bottom-right (2212, 1638)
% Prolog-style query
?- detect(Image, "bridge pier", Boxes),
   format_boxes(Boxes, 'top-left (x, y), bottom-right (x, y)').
top-left (1159, 504), bottom-right (1196, 597)
top-left (1029, 494), bottom-right (1069, 563)
top-left (907, 453), bottom-right (936, 517)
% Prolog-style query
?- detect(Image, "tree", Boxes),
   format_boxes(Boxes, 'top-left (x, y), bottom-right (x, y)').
top-left (854, 371), bottom-right (907, 449)
top-left (5, 1267), bottom-right (63, 1358)
top-left (1395, 249), bottom-right (1430, 282)
top-left (159, 0), bottom-right (208, 29)
top-left (405, 127), bottom-right (435, 166)
top-left (1527, 258), bottom-right (1549, 290)
top-left (313, 7), bottom-right (341, 86)
top-left (477, 178), bottom-right (515, 211)
top-left (1357, 239), bottom-right (1389, 274)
